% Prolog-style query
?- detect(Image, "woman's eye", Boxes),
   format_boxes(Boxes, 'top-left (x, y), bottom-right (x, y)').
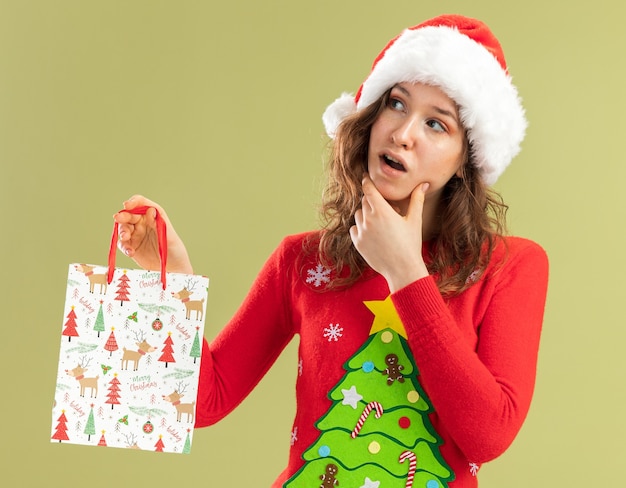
top-left (427, 119), bottom-right (445, 132)
top-left (389, 98), bottom-right (405, 111)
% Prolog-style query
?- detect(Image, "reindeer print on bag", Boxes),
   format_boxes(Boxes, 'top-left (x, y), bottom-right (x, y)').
top-left (65, 356), bottom-right (99, 398)
top-left (172, 278), bottom-right (205, 320)
top-left (162, 381), bottom-right (195, 423)
top-left (75, 264), bottom-right (108, 294)
top-left (121, 330), bottom-right (157, 371)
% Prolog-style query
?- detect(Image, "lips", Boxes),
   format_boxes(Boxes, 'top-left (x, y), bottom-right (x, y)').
top-left (382, 154), bottom-right (406, 172)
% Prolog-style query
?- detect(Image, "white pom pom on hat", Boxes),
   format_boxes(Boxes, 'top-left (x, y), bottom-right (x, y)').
top-left (322, 14), bottom-right (527, 185)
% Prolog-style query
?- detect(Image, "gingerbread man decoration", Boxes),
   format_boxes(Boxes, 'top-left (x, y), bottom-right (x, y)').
top-left (382, 353), bottom-right (405, 385)
top-left (319, 463), bottom-right (339, 487)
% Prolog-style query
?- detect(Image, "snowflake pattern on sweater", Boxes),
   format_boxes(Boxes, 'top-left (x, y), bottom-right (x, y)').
top-left (306, 263), bottom-right (332, 287)
top-left (323, 323), bottom-right (344, 342)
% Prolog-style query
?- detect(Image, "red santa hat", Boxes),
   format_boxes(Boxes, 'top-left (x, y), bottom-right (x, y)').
top-left (322, 14), bottom-right (527, 185)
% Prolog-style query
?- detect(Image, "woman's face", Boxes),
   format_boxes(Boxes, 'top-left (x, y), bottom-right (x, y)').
top-left (367, 82), bottom-right (466, 215)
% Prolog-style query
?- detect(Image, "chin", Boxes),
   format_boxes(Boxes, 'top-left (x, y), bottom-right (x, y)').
top-left (375, 185), bottom-right (411, 204)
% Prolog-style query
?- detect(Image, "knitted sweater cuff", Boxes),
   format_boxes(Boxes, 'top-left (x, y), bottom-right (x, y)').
top-left (390, 276), bottom-right (459, 353)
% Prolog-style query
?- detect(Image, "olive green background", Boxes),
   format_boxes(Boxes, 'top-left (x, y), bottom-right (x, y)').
top-left (1, 0), bottom-right (623, 486)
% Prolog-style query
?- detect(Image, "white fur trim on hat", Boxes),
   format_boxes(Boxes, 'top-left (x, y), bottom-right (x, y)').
top-left (322, 93), bottom-right (357, 139)
top-left (323, 24), bottom-right (527, 185)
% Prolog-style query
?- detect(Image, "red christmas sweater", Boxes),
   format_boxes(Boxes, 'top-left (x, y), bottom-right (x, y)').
top-left (195, 232), bottom-right (549, 487)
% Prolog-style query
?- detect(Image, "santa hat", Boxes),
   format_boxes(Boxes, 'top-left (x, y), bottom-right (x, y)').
top-left (322, 14), bottom-right (527, 185)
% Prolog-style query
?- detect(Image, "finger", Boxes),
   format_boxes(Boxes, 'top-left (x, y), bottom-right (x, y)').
top-left (117, 222), bottom-right (138, 243)
top-left (349, 224), bottom-right (358, 244)
top-left (117, 196), bottom-right (164, 238)
top-left (142, 206), bottom-right (157, 230)
top-left (361, 174), bottom-right (391, 213)
top-left (127, 195), bottom-right (177, 233)
top-left (122, 195), bottom-right (153, 210)
top-left (113, 211), bottom-right (131, 224)
top-left (114, 205), bottom-right (148, 243)
top-left (117, 236), bottom-right (133, 257)
top-left (361, 193), bottom-right (373, 214)
top-left (121, 196), bottom-right (163, 224)
top-left (353, 208), bottom-right (364, 229)
top-left (350, 208), bottom-right (363, 245)
top-left (113, 211), bottom-right (143, 225)
top-left (124, 195), bottom-right (167, 218)
top-left (361, 174), bottom-right (381, 201)
top-left (406, 182), bottom-right (429, 222)
top-left (349, 220), bottom-right (365, 251)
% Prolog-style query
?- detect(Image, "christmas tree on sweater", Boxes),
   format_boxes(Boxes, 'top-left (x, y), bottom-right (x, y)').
top-left (285, 297), bottom-right (454, 488)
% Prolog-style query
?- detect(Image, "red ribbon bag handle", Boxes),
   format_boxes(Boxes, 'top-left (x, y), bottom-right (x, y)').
top-left (107, 206), bottom-right (168, 289)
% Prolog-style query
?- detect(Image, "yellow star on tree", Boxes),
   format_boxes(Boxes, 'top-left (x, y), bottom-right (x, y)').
top-left (364, 296), bottom-right (407, 339)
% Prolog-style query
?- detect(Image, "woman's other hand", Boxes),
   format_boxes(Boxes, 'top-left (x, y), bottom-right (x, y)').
top-left (114, 195), bottom-right (194, 274)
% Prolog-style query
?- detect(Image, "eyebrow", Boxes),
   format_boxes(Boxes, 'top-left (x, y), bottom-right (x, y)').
top-left (392, 84), bottom-right (460, 123)
top-left (433, 105), bottom-right (459, 122)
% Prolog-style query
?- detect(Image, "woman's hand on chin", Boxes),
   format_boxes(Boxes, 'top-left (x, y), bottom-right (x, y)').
top-left (349, 175), bottom-right (429, 292)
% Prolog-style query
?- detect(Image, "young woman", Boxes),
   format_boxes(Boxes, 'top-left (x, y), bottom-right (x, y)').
top-left (115, 14), bottom-right (548, 488)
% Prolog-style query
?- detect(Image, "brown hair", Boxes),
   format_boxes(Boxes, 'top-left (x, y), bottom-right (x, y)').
top-left (312, 89), bottom-right (508, 296)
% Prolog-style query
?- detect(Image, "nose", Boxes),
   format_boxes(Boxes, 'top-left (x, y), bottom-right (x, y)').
top-left (391, 116), bottom-right (419, 149)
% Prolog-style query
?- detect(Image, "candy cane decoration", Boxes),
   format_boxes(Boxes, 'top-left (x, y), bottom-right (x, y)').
top-left (351, 401), bottom-right (384, 438)
top-left (399, 450), bottom-right (417, 488)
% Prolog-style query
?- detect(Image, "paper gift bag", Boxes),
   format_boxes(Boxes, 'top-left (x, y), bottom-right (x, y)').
top-left (51, 207), bottom-right (209, 454)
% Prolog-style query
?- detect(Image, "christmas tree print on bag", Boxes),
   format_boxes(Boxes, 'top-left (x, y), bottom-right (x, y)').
top-left (51, 206), bottom-right (209, 454)
top-left (284, 297), bottom-right (454, 487)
